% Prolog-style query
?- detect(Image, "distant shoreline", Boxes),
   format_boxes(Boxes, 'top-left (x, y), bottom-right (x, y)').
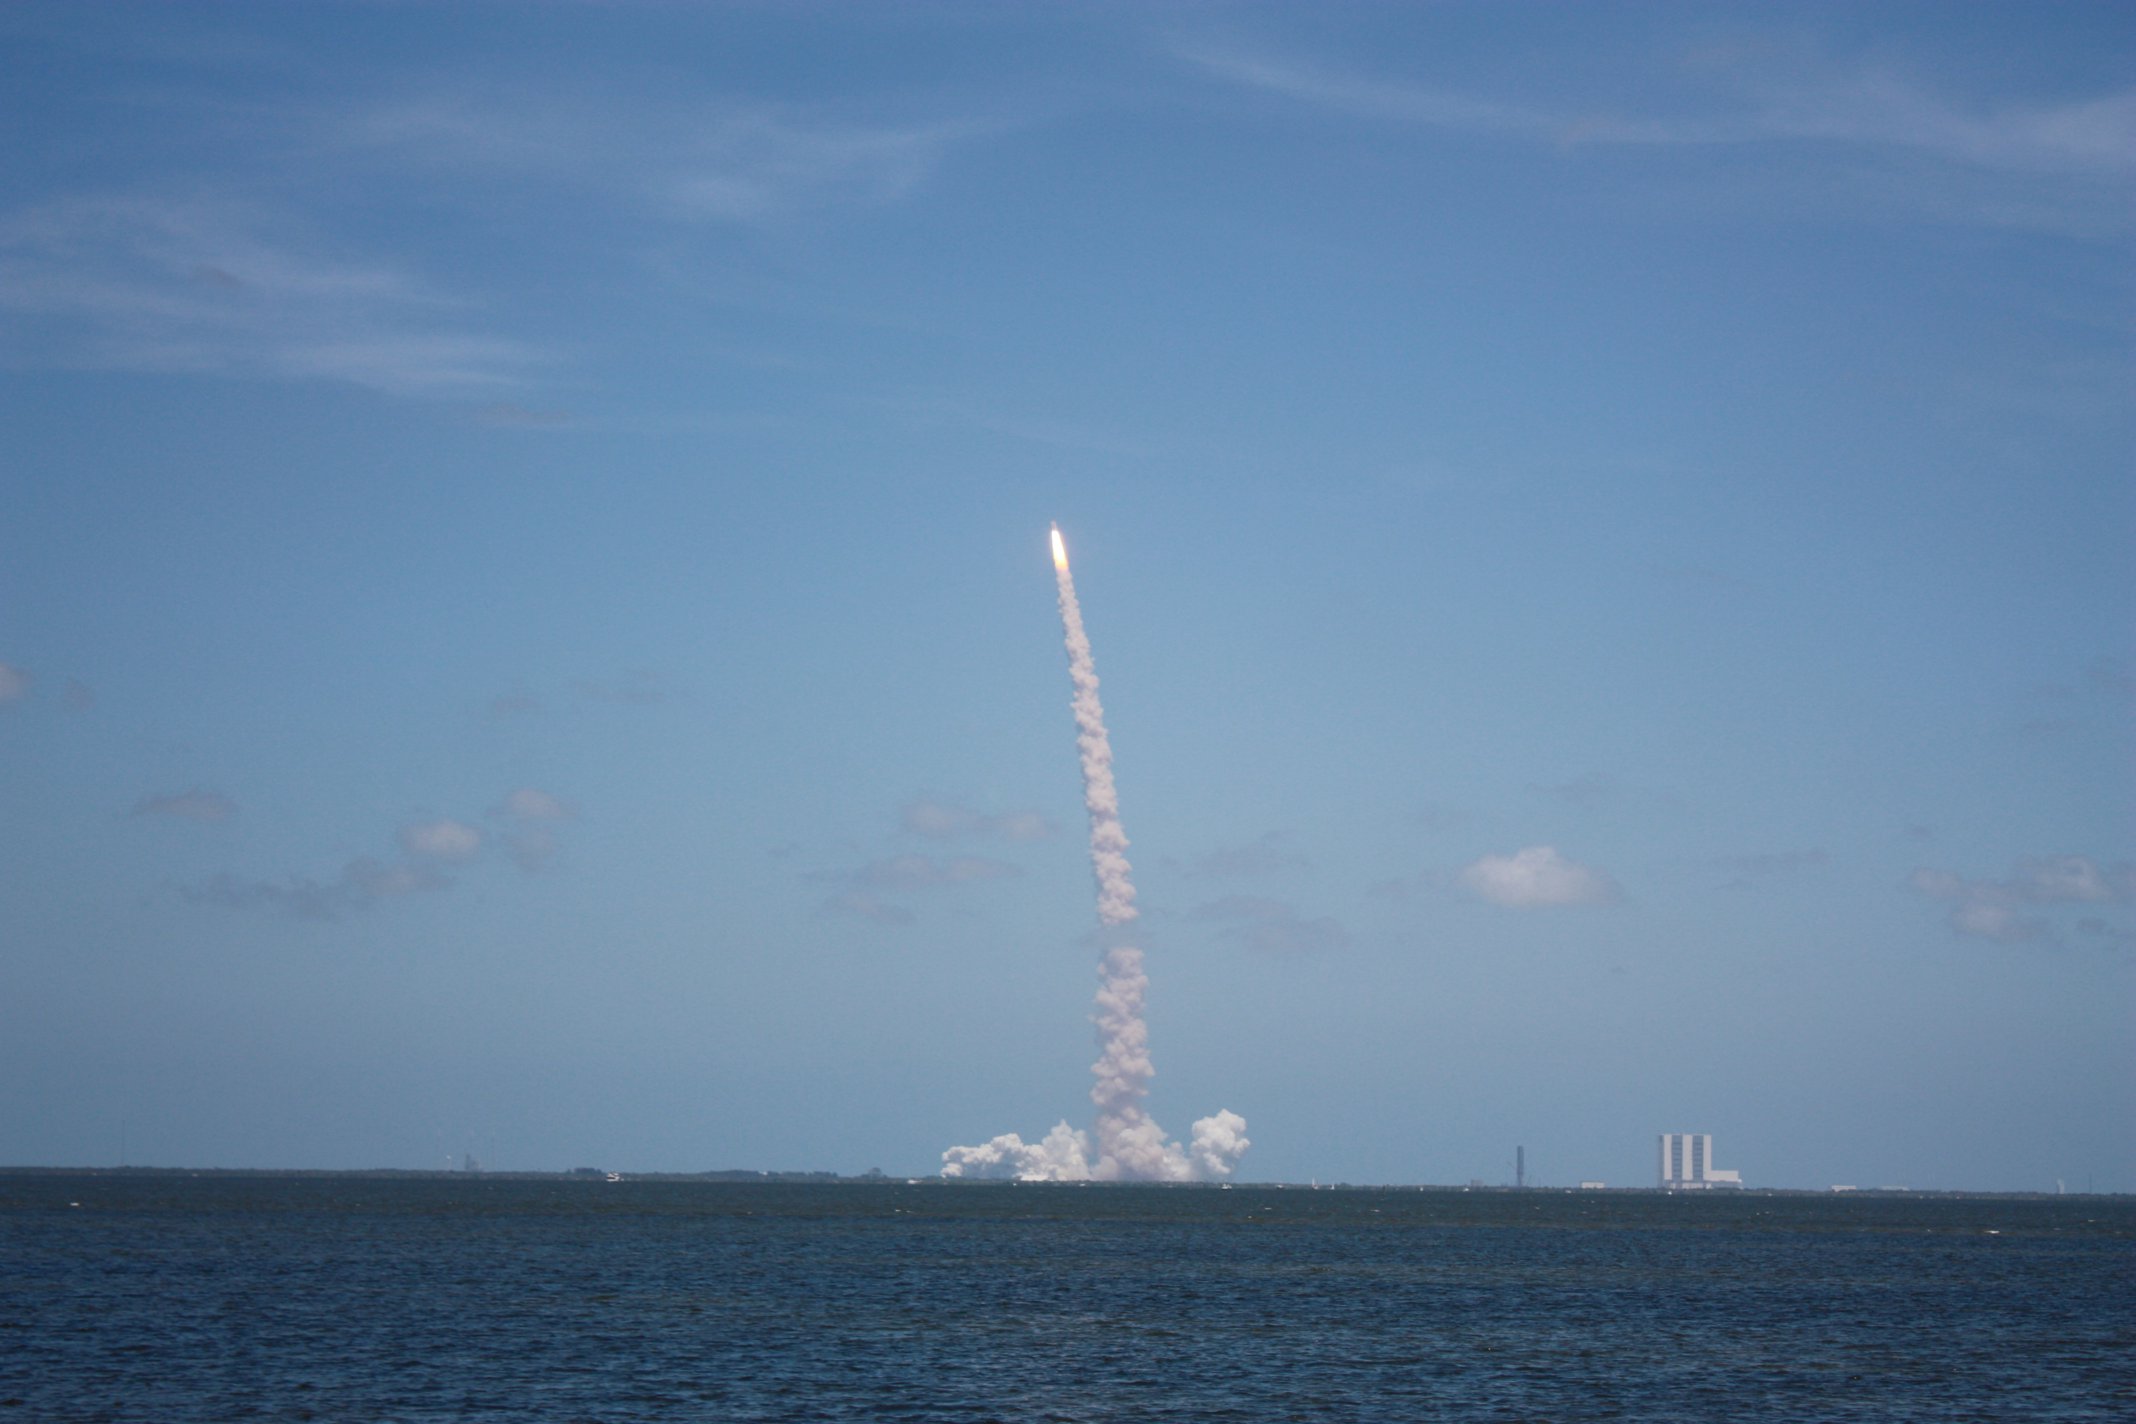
top-left (0, 1165), bottom-right (2120, 1199)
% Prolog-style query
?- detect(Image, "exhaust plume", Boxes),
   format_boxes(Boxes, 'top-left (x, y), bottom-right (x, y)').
top-left (942, 525), bottom-right (1249, 1182)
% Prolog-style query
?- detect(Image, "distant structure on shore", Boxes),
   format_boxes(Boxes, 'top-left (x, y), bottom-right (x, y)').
top-left (1658, 1133), bottom-right (1742, 1190)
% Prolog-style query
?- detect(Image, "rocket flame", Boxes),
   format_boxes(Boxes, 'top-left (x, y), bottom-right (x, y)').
top-left (1051, 525), bottom-right (1068, 571)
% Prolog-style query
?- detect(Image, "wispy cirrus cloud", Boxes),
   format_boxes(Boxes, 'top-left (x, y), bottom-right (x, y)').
top-left (666, 112), bottom-right (976, 223)
top-left (3, 54), bottom-right (992, 398)
top-left (821, 891), bottom-right (916, 928)
top-left (132, 789), bottom-right (238, 822)
top-left (901, 797), bottom-right (1054, 843)
top-left (399, 817), bottom-right (483, 862)
top-left (1715, 848), bottom-right (1831, 888)
top-left (186, 855), bottom-right (452, 922)
top-left (494, 787), bottom-right (573, 823)
top-left (486, 689), bottom-right (542, 720)
top-left (2029, 656), bottom-right (2135, 706)
top-left (1167, 830), bottom-right (1310, 880)
top-left (572, 670), bottom-right (677, 707)
top-left (2087, 658), bottom-right (2134, 699)
top-left (844, 854), bottom-right (1022, 892)
top-left (327, 86), bottom-right (983, 227)
top-left (184, 791), bottom-right (570, 918)
top-left (1746, 70), bottom-right (2136, 176)
top-left (1909, 855), bottom-right (2135, 944)
top-left (1178, 42), bottom-right (2134, 235)
top-left (470, 401), bottom-right (570, 428)
top-left (817, 853), bottom-right (1018, 925)
top-left (1180, 44), bottom-right (2136, 177)
top-left (489, 786), bottom-right (577, 873)
top-left (0, 193), bottom-right (547, 394)
top-left (0, 662), bottom-right (28, 703)
top-left (818, 796), bottom-right (1044, 926)
top-left (1191, 894), bottom-right (1349, 954)
top-left (1180, 48), bottom-right (1577, 141)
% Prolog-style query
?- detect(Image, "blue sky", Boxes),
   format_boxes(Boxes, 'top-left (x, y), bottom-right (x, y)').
top-left (2, 1), bottom-right (2129, 1190)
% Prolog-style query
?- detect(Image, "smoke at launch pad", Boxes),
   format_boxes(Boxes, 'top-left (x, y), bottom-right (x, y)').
top-left (941, 526), bottom-right (1249, 1182)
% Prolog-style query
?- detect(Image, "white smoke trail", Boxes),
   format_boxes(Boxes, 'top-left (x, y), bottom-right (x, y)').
top-left (942, 527), bottom-right (1249, 1183)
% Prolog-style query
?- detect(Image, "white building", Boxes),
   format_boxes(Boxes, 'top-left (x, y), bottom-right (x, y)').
top-left (1658, 1133), bottom-right (1743, 1189)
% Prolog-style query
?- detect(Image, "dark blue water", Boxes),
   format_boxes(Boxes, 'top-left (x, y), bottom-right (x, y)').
top-left (3, 1173), bottom-right (2130, 1421)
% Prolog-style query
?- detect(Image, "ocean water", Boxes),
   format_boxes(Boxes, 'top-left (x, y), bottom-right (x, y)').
top-left (2, 1173), bottom-right (2129, 1422)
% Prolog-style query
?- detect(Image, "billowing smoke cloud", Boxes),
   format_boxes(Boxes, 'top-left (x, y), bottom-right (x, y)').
top-left (940, 1121), bottom-right (1093, 1181)
top-left (943, 528), bottom-right (1249, 1182)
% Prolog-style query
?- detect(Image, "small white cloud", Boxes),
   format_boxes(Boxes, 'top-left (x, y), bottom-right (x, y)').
top-left (0, 662), bottom-right (28, 703)
top-left (481, 788), bottom-right (575, 872)
top-left (901, 799), bottom-right (970, 837)
top-left (2013, 855), bottom-right (2132, 903)
top-left (900, 797), bottom-right (1053, 842)
top-left (399, 818), bottom-right (482, 861)
top-left (1909, 855), bottom-right (2133, 943)
top-left (1459, 846), bottom-right (1619, 908)
top-left (1949, 901), bottom-right (2047, 943)
top-left (132, 789), bottom-right (237, 822)
top-left (503, 827), bottom-right (560, 874)
top-left (344, 856), bottom-right (450, 899)
top-left (494, 787), bottom-right (573, 822)
top-left (984, 810), bottom-right (1053, 843)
